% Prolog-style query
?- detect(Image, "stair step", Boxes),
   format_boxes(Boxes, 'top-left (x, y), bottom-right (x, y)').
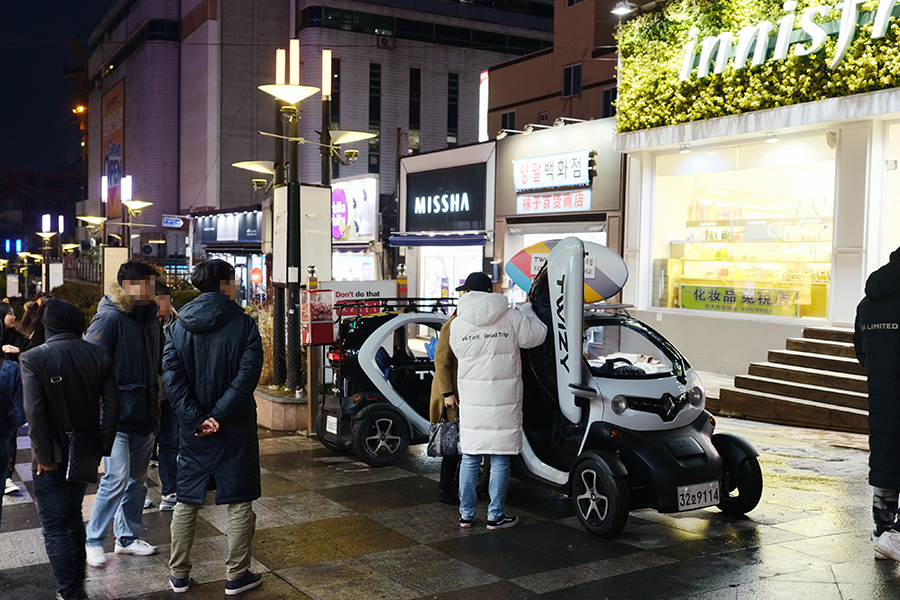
top-left (734, 374), bottom-right (867, 410)
top-left (802, 326), bottom-right (855, 344)
top-left (717, 388), bottom-right (868, 434)
top-left (747, 362), bottom-right (867, 394)
top-left (768, 349), bottom-right (866, 376)
top-left (785, 338), bottom-right (857, 359)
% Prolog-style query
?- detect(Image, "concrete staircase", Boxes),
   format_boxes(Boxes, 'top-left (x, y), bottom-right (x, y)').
top-left (715, 327), bottom-right (869, 434)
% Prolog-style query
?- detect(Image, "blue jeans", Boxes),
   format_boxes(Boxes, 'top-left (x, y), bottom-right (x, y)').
top-left (85, 432), bottom-right (155, 548)
top-left (33, 467), bottom-right (89, 600)
top-left (0, 452), bottom-right (6, 526)
top-left (459, 454), bottom-right (511, 522)
top-left (157, 400), bottom-right (179, 497)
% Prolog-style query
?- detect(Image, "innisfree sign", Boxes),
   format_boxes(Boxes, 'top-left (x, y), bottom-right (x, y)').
top-left (680, 0), bottom-right (900, 81)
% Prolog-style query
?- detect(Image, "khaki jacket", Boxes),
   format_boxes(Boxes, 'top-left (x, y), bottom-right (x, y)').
top-left (429, 313), bottom-right (458, 423)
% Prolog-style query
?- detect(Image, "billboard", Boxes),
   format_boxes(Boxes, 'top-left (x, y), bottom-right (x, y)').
top-left (405, 164), bottom-right (487, 232)
top-left (101, 80), bottom-right (125, 218)
top-left (332, 177), bottom-right (378, 242)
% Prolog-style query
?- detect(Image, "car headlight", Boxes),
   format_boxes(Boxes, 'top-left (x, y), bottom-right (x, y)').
top-left (687, 386), bottom-right (704, 407)
top-left (611, 395), bottom-right (628, 415)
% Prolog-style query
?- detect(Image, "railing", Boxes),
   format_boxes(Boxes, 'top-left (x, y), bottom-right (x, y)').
top-left (75, 260), bottom-right (101, 283)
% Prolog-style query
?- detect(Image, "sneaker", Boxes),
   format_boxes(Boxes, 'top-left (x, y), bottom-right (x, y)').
top-left (225, 571), bottom-right (263, 596)
top-left (170, 576), bottom-right (190, 593)
top-left (114, 539), bottom-right (158, 556)
top-left (143, 497), bottom-right (154, 509)
top-left (874, 530), bottom-right (900, 561)
top-left (486, 514), bottom-right (519, 531)
top-left (4, 478), bottom-right (17, 494)
top-left (159, 494), bottom-right (177, 511)
top-left (459, 516), bottom-right (473, 529)
top-left (85, 545), bottom-right (107, 568)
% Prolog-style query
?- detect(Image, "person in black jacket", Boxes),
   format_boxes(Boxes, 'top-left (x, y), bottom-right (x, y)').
top-left (83, 260), bottom-right (162, 567)
top-left (855, 249), bottom-right (900, 561)
top-left (21, 298), bottom-right (120, 600)
top-left (163, 260), bottom-right (263, 596)
top-left (1, 302), bottom-right (28, 495)
top-left (0, 315), bottom-right (24, 524)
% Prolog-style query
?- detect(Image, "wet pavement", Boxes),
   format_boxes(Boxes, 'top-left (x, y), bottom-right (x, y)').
top-left (0, 416), bottom-right (894, 600)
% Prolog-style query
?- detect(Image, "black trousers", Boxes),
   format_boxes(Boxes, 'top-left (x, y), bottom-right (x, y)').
top-left (33, 467), bottom-right (89, 600)
top-left (439, 454), bottom-right (461, 494)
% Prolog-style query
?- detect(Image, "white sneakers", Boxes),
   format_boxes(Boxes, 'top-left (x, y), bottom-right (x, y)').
top-left (85, 545), bottom-right (107, 568)
top-left (4, 478), bottom-right (17, 495)
top-left (159, 494), bottom-right (177, 511)
top-left (874, 530), bottom-right (900, 561)
top-left (115, 539), bottom-right (158, 556)
top-left (87, 539), bottom-right (158, 567)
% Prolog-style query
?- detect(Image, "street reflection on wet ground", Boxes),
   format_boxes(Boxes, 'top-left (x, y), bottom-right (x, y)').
top-left (0, 417), bottom-right (893, 600)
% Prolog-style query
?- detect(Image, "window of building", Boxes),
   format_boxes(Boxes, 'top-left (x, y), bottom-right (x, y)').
top-left (447, 72), bottom-right (459, 148)
top-left (539, 112), bottom-right (548, 123)
top-left (563, 63), bottom-right (582, 97)
top-left (501, 110), bottom-right (516, 131)
top-left (369, 63), bottom-right (381, 175)
top-left (602, 86), bottom-right (617, 118)
top-left (651, 132), bottom-right (836, 319)
top-left (567, 0), bottom-right (584, 6)
top-left (409, 68), bottom-right (421, 155)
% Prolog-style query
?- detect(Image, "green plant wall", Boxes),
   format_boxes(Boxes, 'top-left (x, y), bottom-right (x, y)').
top-left (616, 0), bottom-right (900, 133)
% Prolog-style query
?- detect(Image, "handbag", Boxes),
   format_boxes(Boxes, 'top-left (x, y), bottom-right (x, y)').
top-left (38, 347), bottom-right (102, 484)
top-left (427, 408), bottom-right (461, 457)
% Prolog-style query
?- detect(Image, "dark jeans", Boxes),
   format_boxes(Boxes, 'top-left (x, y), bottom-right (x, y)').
top-left (7, 432), bottom-right (15, 475)
top-left (33, 467), bottom-right (89, 600)
top-left (0, 452), bottom-right (7, 524)
top-left (439, 454), bottom-right (461, 495)
top-left (157, 399), bottom-right (179, 496)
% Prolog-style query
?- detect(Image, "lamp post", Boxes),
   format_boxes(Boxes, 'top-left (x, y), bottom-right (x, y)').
top-left (38, 214), bottom-right (57, 293)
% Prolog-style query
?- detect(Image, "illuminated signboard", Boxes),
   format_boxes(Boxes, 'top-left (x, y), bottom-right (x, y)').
top-left (513, 150), bottom-right (591, 192)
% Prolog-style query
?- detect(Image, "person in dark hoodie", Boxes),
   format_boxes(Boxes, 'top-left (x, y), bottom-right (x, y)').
top-left (20, 298), bottom-right (119, 600)
top-left (163, 259), bottom-right (264, 596)
top-left (855, 248), bottom-right (900, 561)
top-left (0, 313), bottom-right (24, 525)
top-left (155, 279), bottom-right (179, 511)
top-left (83, 260), bottom-right (162, 567)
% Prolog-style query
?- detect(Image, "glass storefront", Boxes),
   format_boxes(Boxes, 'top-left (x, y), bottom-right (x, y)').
top-left (332, 250), bottom-right (377, 281)
top-left (652, 131), bottom-right (835, 319)
top-left (208, 252), bottom-right (267, 306)
top-left (418, 246), bottom-right (484, 299)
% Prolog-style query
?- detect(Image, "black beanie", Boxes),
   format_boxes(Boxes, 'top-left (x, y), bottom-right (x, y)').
top-left (42, 298), bottom-right (85, 338)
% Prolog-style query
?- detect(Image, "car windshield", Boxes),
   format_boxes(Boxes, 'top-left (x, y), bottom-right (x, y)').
top-left (583, 318), bottom-right (677, 378)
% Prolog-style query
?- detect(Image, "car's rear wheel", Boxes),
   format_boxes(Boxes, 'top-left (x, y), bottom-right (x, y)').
top-left (352, 407), bottom-right (410, 467)
top-left (316, 411), bottom-right (342, 452)
top-left (571, 457), bottom-right (629, 538)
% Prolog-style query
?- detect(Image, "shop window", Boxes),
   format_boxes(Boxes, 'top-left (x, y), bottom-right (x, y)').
top-left (563, 63), bottom-right (582, 97)
top-left (651, 131), bottom-right (836, 319)
top-left (501, 110), bottom-right (516, 131)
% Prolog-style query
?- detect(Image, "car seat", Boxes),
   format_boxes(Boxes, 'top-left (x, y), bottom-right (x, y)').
top-left (375, 347), bottom-right (390, 379)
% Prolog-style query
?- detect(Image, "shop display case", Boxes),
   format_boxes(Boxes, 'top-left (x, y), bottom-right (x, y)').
top-left (300, 289), bottom-right (336, 345)
top-left (666, 215), bottom-right (832, 318)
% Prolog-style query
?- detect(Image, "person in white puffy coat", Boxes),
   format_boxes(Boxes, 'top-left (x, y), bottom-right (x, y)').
top-left (445, 272), bottom-right (547, 530)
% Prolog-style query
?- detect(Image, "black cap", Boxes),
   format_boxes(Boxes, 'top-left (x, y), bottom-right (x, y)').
top-left (455, 272), bottom-right (492, 293)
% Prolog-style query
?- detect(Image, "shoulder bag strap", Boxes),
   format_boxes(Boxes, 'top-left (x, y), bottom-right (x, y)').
top-left (38, 345), bottom-right (74, 434)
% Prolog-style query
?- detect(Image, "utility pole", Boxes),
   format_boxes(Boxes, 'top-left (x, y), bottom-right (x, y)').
top-left (272, 99), bottom-right (287, 387)
top-left (286, 103), bottom-right (302, 391)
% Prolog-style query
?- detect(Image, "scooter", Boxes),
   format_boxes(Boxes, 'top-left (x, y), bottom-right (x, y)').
top-left (512, 237), bottom-right (762, 537)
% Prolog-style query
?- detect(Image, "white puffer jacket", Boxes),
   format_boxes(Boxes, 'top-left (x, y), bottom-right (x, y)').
top-left (449, 292), bottom-right (547, 455)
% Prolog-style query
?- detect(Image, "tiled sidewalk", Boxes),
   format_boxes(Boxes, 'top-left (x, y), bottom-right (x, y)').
top-left (0, 417), bottom-right (896, 600)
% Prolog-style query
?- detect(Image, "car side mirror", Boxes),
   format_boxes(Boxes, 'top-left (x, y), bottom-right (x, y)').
top-left (569, 382), bottom-right (597, 407)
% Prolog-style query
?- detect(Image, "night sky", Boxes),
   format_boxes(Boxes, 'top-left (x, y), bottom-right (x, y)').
top-left (1, 2), bottom-right (115, 172)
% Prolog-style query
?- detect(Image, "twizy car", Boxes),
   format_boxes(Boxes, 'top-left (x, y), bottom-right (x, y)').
top-left (319, 237), bottom-right (762, 537)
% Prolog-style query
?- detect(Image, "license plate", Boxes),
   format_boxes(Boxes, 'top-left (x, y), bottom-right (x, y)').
top-left (326, 415), bottom-right (338, 435)
top-left (677, 481), bottom-right (720, 511)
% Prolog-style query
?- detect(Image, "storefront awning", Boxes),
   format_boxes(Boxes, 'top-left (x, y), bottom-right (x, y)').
top-left (388, 233), bottom-right (486, 247)
top-left (333, 242), bottom-right (371, 253)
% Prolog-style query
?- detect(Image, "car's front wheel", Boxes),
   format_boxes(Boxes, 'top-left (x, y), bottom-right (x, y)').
top-left (570, 457), bottom-right (629, 538)
top-left (351, 407), bottom-right (410, 467)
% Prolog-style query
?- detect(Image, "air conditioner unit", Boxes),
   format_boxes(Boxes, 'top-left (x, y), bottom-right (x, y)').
top-left (141, 244), bottom-right (156, 257)
top-left (376, 35), bottom-right (394, 50)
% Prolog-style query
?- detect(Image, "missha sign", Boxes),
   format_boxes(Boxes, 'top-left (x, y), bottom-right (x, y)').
top-left (405, 163), bottom-right (486, 232)
top-left (681, 0), bottom-right (899, 81)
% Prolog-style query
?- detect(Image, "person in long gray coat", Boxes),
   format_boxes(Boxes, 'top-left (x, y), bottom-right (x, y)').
top-left (163, 259), bottom-right (264, 596)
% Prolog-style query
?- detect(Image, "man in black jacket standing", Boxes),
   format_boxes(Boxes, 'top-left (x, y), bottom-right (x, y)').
top-left (21, 298), bottom-right (120, 600)
top-left (84, 261), bottom-right (162, 567)
top-left (855, 248), bottom-right (900, 561)
top-left (163, 260), bottom-right (263, 596)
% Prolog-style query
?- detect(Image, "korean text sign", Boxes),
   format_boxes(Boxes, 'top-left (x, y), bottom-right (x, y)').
top-left (513, 150), bottom-right (590, 192)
